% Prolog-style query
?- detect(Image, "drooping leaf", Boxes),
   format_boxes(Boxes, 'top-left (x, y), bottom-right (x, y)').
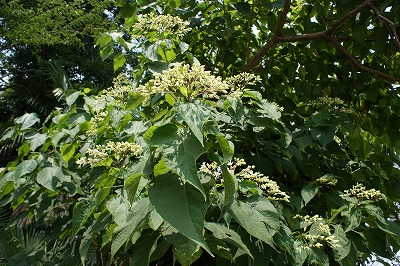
top-left (130, 230), bottom-right (161, 266)
top-left (228, 200), bottom-right (276, 248)
top-left (301, 185), bottom-right (318, 206)
top-left (205, 222), bottom-right (252, 258)
top-left (15, 113), bottom-right (40, 130)
top-left (111, 198), bottom-right (153, 257)
top-left (173, 239), bottom-right (203, 266)
top-left (162, 130), bottom-right (208, 196)
top-left (175, 102), bottom-right (211, 146)
top-left (149, 173), bottom-right (210, 253)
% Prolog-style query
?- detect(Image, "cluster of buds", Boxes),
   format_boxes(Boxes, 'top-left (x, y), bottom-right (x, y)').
top-left (199, 158), bottom-right (290, 202)
top-left (137, 63), bottom-right (262, 102)
top-left (294, 214), bottom-right (340, 251)
top-left (341, 183), bottom-right (386, 202)
top-left (225, 72), bottom-right (262, 97)
top-left (316, 176), bottom-right (338, 186)
top-left (309, 96), bottom-right (352, 113)
top-left (76, 141), bottom-right (142, 167)
top-left (100, 74), bottom-right (135, 100)
top-left (137, 63), bottom-right (229, 100)
top-left (131, 13), bottom-right (191, 40)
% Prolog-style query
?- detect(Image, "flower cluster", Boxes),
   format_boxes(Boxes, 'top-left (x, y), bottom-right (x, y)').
top-left (76, 141), bottom-right (142, 167)
top-left (137, 63), bottom-right (229, 100)
top-left (199, 158), bottom-right (290, 202)
top-left (316, 176), bottom-right (338, 186)
top-left (294, 214), bottom-right (340, 251)
top-left (225, 72), bottom-right (261, 97)
top-left (100, 74), bottom-right (135, 100)
top-left (310, 96), bottom-right (352, 113)
top-left (131, 13), bottom-right (191, 40)
top-left (341, 183), bottom-right (386, 202)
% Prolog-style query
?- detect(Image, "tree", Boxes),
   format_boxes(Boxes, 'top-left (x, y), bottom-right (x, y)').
top-left (1, 0), bottom-right (400, 265)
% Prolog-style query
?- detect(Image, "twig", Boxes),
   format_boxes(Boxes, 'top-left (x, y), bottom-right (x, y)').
top-left (242, 0), bottom-right (400, 83)
top-left (276, 0), bottom-right (292, 36)
top-left (326, 0), bottom-right (374, 34)
top-left (369, 3), bottom-right (400, 50)
top-left (326, 36), bottom-right (400, 82)
top-left (246, 0), bottom-right (256, 61)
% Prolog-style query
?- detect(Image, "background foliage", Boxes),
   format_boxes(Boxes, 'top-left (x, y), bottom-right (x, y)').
top-left (1, 0), bottom-right (400, 265)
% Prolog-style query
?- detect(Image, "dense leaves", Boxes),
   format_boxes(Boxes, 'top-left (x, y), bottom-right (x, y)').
top-left (1, 0), bottom-right (400, 265)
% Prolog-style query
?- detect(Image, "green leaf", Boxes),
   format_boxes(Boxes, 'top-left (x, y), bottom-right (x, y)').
top-left (307, 248), bottom-right (329, 266)
top-left (144, 42), bottom-right (163, 61)
top-left (25, 132), bottom-right (47, 151)
top-left (220, 164), bottom-right (236, 211)
top-left (301, 185), bottom-right (318, 206)
top-left (5, 159), bottom-right (37, 183)
top-left (144, 124), bottom-right (178, 146)
top-left (228, 200), bottom-right (276, 249)
top-left (66, 90), bottom-right (81, 107)
top-left (113, 53), bottom-right (126, 71)
top-left (311, 126), bottom-right (335, 147)
top-left (111, 198), bottom-right (153, 257)
top-left (149, 173), bottom-right (210, 253)
top-left (130, 230), bottom-right (161, 266)
top-left (15, 113), bottom-right (40, 130)
top-left (173, 240), bottom-right (203, 266)
top-left (332, 225), bottom-right (351, 261)
top-left (215, 135), bottom-right (234, 164)
top-left (61, 143), bottom-right (77, 164)
top-left (163, 130), bottom-right (208, 196)
top-left (123, 173), bottom-right (142, 204)
top-left (241, 196), bottom-right (280, 232)
top-left (205, 222), bottom-right (252, 258)
top-left (175, 102), bottom-right (211, 146)
top-left (345, 207), bottom-right (362, 232)
top-left (363, 228), bottom-right (391, 258)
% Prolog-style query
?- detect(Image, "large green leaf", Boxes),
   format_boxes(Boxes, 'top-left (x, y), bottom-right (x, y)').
top-left (163, 130), bottom-right (208, 196)
top-left (36, 167), bottom-right (59, 191)
top-left (175, 102), bottom-right (211, 146)
top-left (228, 200), bottom-right (276, 248)
top-left (205, 222), bottom-right (252, 258)
top-left (15, 113), bottom-right (40, 130)
top-left (301, 185), bottom-right (318, 206)
top-left (220, 164), bottom-right (236, 212)
top-left (111, 198), bottom-right (153, 257)
top-left (173, 239), bottom-right (203, 266)
top-left (4, 159), bottom-right (37, 184)
top-left (130, 230), bottom-right (161, 266)
top-left (149, 173), bottom-right (210, 253)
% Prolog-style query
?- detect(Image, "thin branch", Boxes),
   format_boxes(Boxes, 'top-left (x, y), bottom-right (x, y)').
top-left (369, 3), bottom-right (400, 50)
top-left (327, 36), bottom-right (400, 82)
top-left (246, 0), bottom-right (256, 61)
top-left (243, 0), bottom-right (400, 83)
top-left (327, 0), bottom-right (374, 34)
top-left (276, 0), bottom-right (291, 36)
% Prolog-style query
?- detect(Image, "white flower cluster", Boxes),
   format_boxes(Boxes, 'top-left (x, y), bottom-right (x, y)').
top-left (100, 74), bottom-right (135, 100)
top-left (76, 141), bottom-right (142, 167)
top-left (131, 13), bottom-right (191, 40)
top-left (225, 72), bottom-right (261, 97)
top-left (316, 176), bottom-right (338, 186)
top-left (199, 158), bottom-right (290, 202)
top-left (294, 214), bottom-right (340, 251)
top-left (137, 63), bottom-right (262, 101)
top-left (341, 183), bottom-right (386, 202)
top-left (310, 96), bottom-right (352, 113)
top-left (137, 63), bottom-right (229, 100)
top-left (88, 111), bottom-right (108, 135)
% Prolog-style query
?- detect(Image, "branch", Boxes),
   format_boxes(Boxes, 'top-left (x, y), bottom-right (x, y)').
top-left (326, 36), bottom-right (400, 82)
top-left (369, 3), bottom-right (400, 50)
top-left (243, 0), bottom-right (400, 83)
top-left (276, 0), bottom-right (291, 36)
top-left (326, 0), bottom-right (374, 34)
